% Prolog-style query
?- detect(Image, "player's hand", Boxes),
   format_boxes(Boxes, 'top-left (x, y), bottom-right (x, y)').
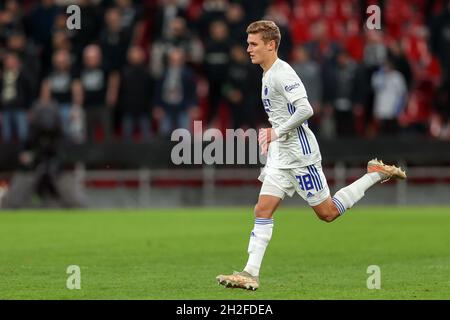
top-left (258, 128), bottom-right (278, 155)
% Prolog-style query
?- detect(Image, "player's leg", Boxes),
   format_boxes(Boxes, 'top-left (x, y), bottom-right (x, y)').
top-left (311, 197), bottom-right (341, 222)
top-left (311, 159), bottom-right (406, 222)
top-left (217, 171), bottom-right (290, 290)
top-left (311, 172), bottom-right (383, 223)
top-left (290, 163), bottom-right (340, 222)
top-left (216, 195), bottom-right (282, 290)
top-left (243, 194), bottom-right (282, 277)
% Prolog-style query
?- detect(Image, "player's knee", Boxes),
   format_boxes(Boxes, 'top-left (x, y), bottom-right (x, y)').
top-left (317, 208), bottom-right (340, 223)
top-left (318, 213), bottom-right (336, 223)
top-left (313, 201), bottom-right (340, 223)
top-left (254, 203), bottom-right (274, 219)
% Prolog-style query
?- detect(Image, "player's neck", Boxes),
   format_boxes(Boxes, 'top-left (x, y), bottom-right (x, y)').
top-left (261, 54), bottom-right (278, 74)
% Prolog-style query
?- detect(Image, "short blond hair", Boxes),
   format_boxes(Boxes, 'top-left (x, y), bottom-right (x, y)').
top-left (246, 20), bottom-right (281, 50)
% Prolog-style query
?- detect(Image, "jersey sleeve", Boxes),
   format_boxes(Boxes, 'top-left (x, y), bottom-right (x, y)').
top-left (274, 97), bottom-right (314, 138)
top-left (273, 67), bottom-right (308, 104)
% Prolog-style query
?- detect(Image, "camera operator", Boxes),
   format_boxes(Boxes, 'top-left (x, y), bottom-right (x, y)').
top-left (1, 100), bottom-right (87, 208)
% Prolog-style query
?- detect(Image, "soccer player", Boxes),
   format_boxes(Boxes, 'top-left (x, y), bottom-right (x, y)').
top-left (216, 21), bottom-right (406, 291)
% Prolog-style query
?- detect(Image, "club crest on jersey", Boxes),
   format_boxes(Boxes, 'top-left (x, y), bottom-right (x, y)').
top-left (264, 86), bottom-right (268, 96)
top-left (284, 83), bottom-right (300, 92)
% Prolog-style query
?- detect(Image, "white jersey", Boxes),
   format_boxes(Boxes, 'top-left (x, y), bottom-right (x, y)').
top-left (261, 58), bottom-right (322, 169)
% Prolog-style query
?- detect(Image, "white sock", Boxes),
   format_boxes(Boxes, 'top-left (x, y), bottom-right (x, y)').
top-left (243, 217), bottom-right (273, 277)
top-left (332, 172), bottom-right (382, 214)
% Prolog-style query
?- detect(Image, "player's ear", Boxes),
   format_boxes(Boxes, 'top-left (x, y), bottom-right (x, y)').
top-left (269, 40), bottom-right (276, 51)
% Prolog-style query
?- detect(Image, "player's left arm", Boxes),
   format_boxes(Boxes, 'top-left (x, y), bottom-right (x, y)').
top-left (273, 97), bottom-right (313, 138)
top-left (259, 72), bottom-right (313, 153)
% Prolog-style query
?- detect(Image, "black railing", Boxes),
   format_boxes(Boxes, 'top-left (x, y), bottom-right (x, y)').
top-left (1, 137), bottom-right (449, 170)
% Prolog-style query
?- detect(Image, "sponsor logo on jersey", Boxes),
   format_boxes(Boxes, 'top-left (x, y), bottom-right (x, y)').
top-left (284, 82), bottom-right (300, 92)
top-left (307, 192), bottom-right (314, 198)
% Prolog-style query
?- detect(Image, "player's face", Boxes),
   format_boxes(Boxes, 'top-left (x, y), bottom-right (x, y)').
top-left (247, 33), bottom-right (272, 65)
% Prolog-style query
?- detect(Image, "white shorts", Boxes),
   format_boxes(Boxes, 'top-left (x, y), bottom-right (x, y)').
top-left (258, 162), bottom-right (330, 206)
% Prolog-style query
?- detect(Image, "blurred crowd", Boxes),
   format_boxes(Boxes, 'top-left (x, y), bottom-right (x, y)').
top-left (0, 0), bottom-right (449, 145)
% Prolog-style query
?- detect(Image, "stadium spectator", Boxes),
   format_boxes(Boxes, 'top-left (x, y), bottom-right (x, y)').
top-left (119, 46), bottom-right (153, 142)
top-left (360, 29), bottom-right (389, 136)
top-left (262, 3), bottom-right (293, 61)
top-left (73, 45), bottom-right (119, 143)
top-left (363, 29), bottom-right (387, 71)
top-left (114, 0), bottom-right (145, 47)
top-left (305, 21), bottom-right (341, 138)
top-left (305, 21), bottom-right (341, 64)
top-left (99, 7), bottom-right (131, 72)
top-left (24, 0), bottom-right (59, 78)
top-left (51, 30), bottom-right (73, 58)
top-left (225, 2), bottom-right (247, 45)
top-left (51, 12), bottom-right (79, 68)
top-left (152, 0), bottom-right (188, 41)
top-left (203, 19), bottom-right (230, 125)
top-left (0, 0), bottom-right (447, 143)
top-left (0, 51), bottom-right (34, 143)
top-left (154, 47), bottom-right (199, 135)
top-left (114, 0), bottom-right (141, 31)
top-left (399, 78), bottom-right (435, 137)
top-left (40, 49), bottom-right (83, 142)
top-left (70, 0), bottom-right (103, 63)
top-left (0, 0), bottom-right (26, 45)
top-left (222, 44), bottom-right (257, 129)
top-left (429, 0), bottom-right (450, 83)
top-left (330, 50), bottom-right (358, 136)
top-left (371, 58), bottom-right (408, 136)
top-left (430, 77), bottom-right (450, 139)
top-left (344, 18), bottom-right (365, 62)
top-left (291, 45), bottom-right (323, 129)
top-left (387, 40), bottom-right (413, 90)
top-left (196, 0), bottom-right (228, 39)
top-left (150, 16), bottom-right (203, 79)
top-left (240, 0), bottom-right (270, 25)
top-left (352, 62), bottom-right (372, 137)
top-left (6, 31), bottom-right (40, 99)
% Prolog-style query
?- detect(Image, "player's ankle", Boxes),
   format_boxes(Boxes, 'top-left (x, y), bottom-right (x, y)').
top-left (244, 266), bottom-right (259, 277)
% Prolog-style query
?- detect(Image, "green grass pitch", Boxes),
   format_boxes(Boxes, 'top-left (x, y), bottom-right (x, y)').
top-left (1, 207), bottom-right (449, 299)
